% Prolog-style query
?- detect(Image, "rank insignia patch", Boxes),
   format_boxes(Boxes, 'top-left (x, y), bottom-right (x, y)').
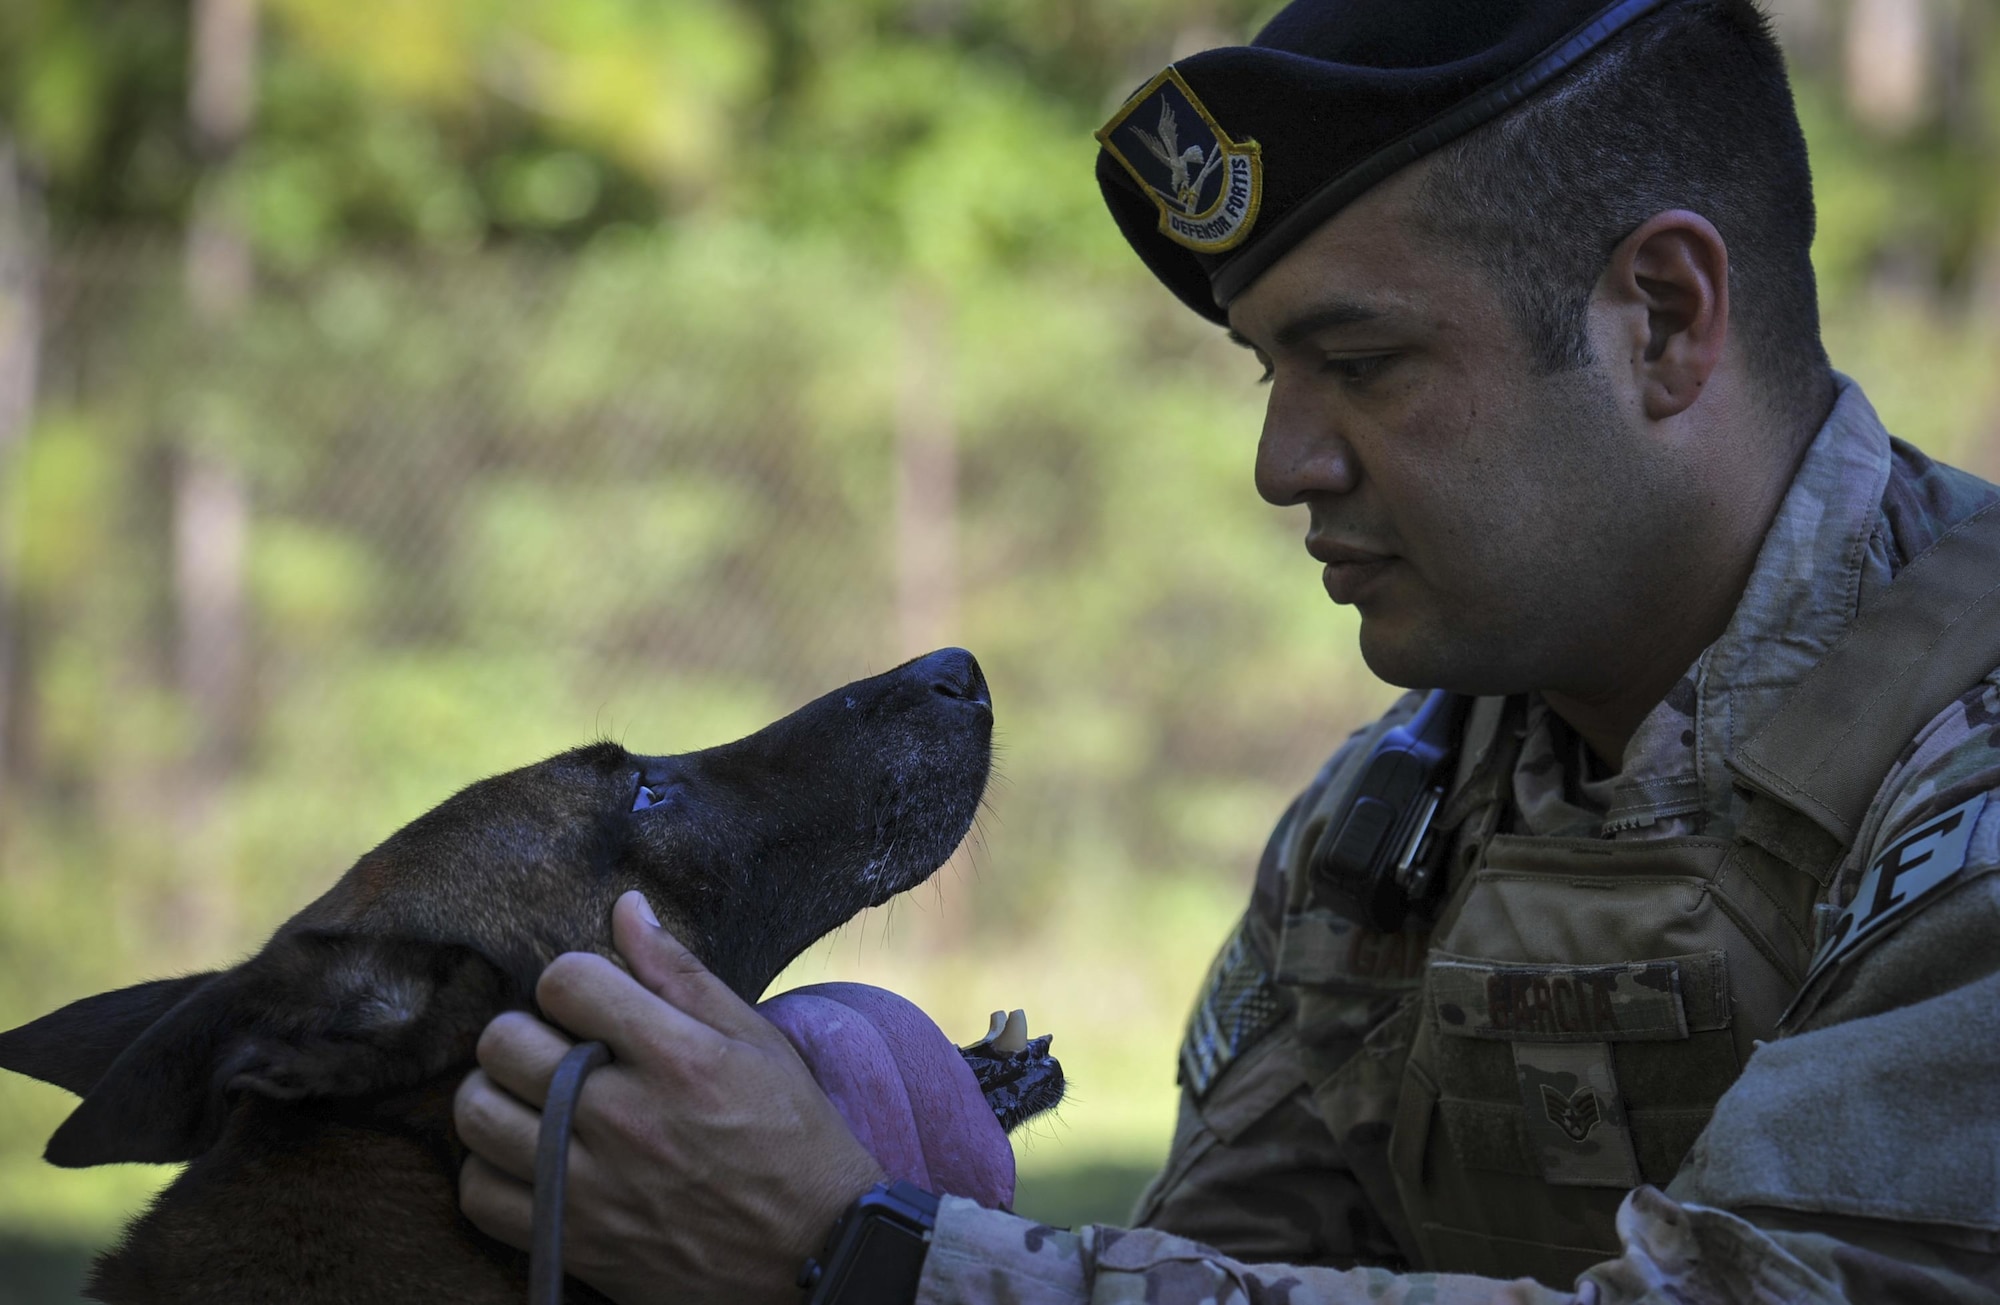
top-left (1540, 1084), bottom-right (1602, 1143)
top-left (1097, 67), bottom-right (1263, 254)
top-left (1512, 1041), bottom-right (1639, 1188)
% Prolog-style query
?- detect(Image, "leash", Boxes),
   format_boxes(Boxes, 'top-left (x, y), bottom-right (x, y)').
top-left (530, 1040), bottom-right (612, 1305)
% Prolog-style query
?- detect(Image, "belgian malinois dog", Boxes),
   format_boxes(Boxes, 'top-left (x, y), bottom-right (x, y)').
top-left (0, 648), bottom-right (999, 1303)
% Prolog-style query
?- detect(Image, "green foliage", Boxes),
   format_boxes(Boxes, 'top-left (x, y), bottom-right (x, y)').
top-left (0, 0), bottom-right (188, 223)
top-left (0, 210), bottom-right (1391, 1246)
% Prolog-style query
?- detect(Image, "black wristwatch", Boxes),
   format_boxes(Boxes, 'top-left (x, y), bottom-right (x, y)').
top-left (796, 1180), bottom-right (939, 1305)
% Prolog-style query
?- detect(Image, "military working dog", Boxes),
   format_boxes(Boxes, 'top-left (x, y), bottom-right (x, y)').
top-left (0, 648), bottom-right (997, 1303)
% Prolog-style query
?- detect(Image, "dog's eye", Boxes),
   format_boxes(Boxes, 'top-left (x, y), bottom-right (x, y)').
top-left (632, 776), bottom-right (683, 813)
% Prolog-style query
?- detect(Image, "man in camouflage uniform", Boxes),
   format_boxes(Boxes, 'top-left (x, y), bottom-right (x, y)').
top-left (914, 373), bottom-right (2000, 1302)
top-left (455, 0), bottom-right (2000, 1301)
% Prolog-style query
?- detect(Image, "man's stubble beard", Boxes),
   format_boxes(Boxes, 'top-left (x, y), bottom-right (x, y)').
top-left (1352, 363), bottom-right (1678, 701)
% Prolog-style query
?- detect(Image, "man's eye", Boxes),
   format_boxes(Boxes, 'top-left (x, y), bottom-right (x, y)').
top-left (1322, 354), bottom-right (1394, 385)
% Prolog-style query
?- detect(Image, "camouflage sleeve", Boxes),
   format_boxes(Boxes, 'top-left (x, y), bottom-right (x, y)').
top-left (916, 1198), bottom-right (1572, 1305)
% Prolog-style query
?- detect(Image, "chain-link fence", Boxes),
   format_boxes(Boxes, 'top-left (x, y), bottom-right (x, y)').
top-left (0, 224), bottom-right (1403, 1251)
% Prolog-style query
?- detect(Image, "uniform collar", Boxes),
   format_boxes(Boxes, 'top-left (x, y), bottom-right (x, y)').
top-left (1682, 375), bottom-right (1894, 829)
top-left (1515, 376), bottom-right (1896, 838)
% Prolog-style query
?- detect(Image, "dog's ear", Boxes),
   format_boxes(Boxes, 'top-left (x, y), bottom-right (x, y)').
top-left (42, 933), bottom-right (520, 1168)
top-left (0, 973), bottom-right (224, 1097)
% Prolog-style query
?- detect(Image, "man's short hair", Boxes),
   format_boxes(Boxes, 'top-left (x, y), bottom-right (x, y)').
top-left (1414, 0), bottom-right (1831, 414)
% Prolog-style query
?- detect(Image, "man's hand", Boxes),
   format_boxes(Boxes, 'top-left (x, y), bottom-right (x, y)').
top-left (455, 891), bottom-right (886, 1305)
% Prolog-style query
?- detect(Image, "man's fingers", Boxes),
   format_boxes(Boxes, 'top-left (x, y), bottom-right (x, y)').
top-left (474, 1009), bottom-right (575, 1109)
top-left (459, 1152), bottom-right (534, 1251)
top-left (535, 948), bottom-right (724, 1071)
top-left (611, 891), bottom-right (785, 1046)
top-left (455, 1068), bottom-right (543, 1184)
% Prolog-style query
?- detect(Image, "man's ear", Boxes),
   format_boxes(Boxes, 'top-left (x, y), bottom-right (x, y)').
top-left (0, 973), bottom-right (224, 1097)
top-left (39, 933), bottom-right (520, 1169)
top-left (1600, 208), bottom-right (1730, 421)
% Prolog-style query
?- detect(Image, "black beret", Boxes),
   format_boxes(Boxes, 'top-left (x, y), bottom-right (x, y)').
top-left (1095, 0), bottom-right (1678, 324)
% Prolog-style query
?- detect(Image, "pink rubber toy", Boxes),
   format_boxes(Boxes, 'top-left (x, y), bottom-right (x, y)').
top-left (757, 983), bottom-right (1012, 1209)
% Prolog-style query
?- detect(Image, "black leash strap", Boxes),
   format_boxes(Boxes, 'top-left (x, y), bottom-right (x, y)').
top-left (530, 1039), bottom-right (612, 1305)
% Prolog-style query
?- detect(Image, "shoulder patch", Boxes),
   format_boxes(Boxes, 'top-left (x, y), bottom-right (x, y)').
top-left (1804, 792), bottom-right (1989, 987)
top-left (1179, 919), bottom-right (1285, 1100)
top-left (1096, 67), bottom-right (1263, 254)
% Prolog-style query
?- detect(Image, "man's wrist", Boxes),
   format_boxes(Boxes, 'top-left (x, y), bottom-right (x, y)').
top-left (797, 1180), bottom-right (939, 1305)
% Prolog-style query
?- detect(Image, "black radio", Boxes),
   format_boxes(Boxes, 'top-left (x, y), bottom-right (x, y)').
top-left (1307, 690), bottom-right (1470, 933)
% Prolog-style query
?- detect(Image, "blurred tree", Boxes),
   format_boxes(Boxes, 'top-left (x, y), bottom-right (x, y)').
top-left (0, 134), bottom-right (42, 817)
top-left (178, 0), bottom-right (256, 787)
top-left (0, 0), bottom-right (192, 229)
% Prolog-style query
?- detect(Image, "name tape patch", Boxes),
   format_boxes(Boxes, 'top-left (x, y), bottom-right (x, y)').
top-left (1805, 792), bottom-right (1988, 986)
top-left (1096, 66), bottom-right (1263, 254)
top-left (1430, 958), bottom-right (1690, 1042)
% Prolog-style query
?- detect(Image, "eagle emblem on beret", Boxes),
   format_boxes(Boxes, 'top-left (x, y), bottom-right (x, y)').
top-left (1098, 67), bottom-right (1263, 254)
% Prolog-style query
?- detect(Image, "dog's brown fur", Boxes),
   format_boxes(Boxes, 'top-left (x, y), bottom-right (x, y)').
top-left (0, 650), bottom-right (995, 1304)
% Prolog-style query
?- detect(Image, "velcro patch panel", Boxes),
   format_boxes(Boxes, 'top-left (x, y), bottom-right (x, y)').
top-left (1274, 907), bottom-right (1431, 989)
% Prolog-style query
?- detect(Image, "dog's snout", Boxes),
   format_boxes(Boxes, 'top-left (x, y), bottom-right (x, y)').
top-left (914, 647), bottom-right (990, 710)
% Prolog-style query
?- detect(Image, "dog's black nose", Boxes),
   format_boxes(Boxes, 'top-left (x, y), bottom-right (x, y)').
top-left (914, 647), bottom-right (990, 710)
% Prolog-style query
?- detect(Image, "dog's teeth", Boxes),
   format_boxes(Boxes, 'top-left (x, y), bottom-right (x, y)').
top-left (633, 785), bottom-right (661, 812)
top-left (968, 1008), bottom-right (1031, 1054)
top-left (993, 1008), bottom-right (1029, 1055)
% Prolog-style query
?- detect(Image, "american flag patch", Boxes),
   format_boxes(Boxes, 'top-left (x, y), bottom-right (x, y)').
top-left (1178, 920), bottom-right (1285, 1099)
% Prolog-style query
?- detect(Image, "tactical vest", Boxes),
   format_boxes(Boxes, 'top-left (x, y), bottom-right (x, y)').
top-left (1275, 502), bottom-right (2000, 1288)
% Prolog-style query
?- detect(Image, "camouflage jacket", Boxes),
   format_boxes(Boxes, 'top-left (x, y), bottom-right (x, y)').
top-left (913, 378), bottom-right (2000, 1305)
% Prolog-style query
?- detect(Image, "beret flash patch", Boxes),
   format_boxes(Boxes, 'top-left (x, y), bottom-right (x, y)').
top-left (1096, 67), bottom-right (1263, 254)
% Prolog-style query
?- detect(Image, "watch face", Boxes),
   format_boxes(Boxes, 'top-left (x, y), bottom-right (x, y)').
top-left (825, 1220), bottom-right (930, 1302)
top-left (808, 1183), bottom-right (937, 1305)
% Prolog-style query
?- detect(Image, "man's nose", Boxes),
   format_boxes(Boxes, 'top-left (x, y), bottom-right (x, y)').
top-left (1255, 387), bottom-right (1360, 506)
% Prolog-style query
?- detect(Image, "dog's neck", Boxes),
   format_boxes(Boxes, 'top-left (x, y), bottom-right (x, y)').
top-left (86, 1083), bottom-right (604, 1305)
